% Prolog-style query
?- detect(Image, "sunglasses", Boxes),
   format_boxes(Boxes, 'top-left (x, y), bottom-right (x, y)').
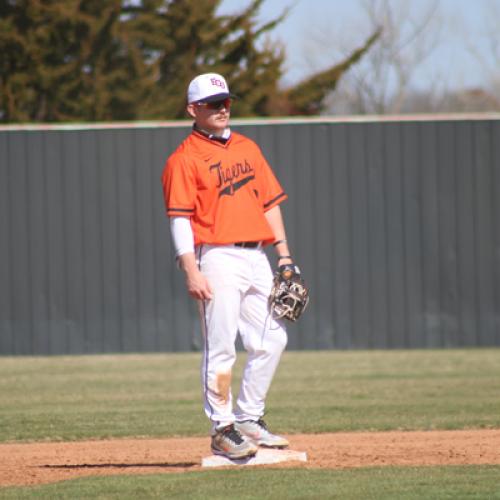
top-left (195, 98), bottom-right (231, 110)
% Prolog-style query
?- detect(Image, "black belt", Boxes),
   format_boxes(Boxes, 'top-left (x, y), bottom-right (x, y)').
top-left (234, 241), bottom-right (261, 248)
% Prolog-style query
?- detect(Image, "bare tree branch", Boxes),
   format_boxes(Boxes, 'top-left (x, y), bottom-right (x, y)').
top-left (306, 0), bottom-right (442, 115)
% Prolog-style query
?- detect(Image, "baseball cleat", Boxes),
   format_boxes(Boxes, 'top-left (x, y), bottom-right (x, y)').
top-left (211, 424), bottom-right (258, 459)
top-left (235, 418), bottom-right (289, 449)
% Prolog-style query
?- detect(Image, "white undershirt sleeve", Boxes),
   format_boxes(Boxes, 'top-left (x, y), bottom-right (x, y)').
top-left (170, 216), bottom-right (195, 257)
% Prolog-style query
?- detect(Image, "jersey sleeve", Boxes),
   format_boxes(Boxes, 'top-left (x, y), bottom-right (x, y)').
top-left (161, 153), bottom-right (196, 217)
top-left (256, 148), bottom-right (287, 211)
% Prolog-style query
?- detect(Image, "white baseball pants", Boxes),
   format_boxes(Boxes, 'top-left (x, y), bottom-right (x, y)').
top-left (197, 244), bottom-right (287, 432)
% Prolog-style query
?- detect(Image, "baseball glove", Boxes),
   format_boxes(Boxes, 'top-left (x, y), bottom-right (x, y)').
top-left (269, 263), bottom-right (309, 322)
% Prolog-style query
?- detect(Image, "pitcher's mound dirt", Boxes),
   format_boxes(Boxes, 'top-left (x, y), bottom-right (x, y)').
top-left (1, 429), bottom-right (499, 487)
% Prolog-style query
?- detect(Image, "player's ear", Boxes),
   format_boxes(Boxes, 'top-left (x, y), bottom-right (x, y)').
top-left (186, 103), bottom-right (196, 119)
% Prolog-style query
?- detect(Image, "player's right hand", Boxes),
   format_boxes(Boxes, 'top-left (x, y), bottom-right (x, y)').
top-left (178, 252), bottom-right (213, 300)
top-left (185, 269), bottom-right (213, 301)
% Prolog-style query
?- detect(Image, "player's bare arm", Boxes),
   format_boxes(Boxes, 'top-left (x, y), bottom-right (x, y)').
top-left (178, 252), bottom-right (213, 300)
top-left (265, 205), bottom-right (293, 265)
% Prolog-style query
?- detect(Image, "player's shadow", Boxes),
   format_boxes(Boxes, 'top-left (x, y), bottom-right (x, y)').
top-left (40, 461), bottom-right (197, 470)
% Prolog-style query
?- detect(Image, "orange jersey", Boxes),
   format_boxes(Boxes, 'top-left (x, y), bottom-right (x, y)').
top-left (162, 129), bottom-right (287, 246)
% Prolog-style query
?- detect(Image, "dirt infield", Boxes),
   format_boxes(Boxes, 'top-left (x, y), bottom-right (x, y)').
top-left (1, 429), bottom-right (500, 487)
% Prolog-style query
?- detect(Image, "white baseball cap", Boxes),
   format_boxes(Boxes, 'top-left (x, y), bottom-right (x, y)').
top-left (187, 73), bottom-right (233, 104)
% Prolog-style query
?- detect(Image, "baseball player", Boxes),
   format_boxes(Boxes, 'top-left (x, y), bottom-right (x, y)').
top-left (161, 73), bottom-right (301, 460)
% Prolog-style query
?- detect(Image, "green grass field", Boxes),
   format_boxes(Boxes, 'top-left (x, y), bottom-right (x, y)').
top-left (1, 349), bottom-right (500, 498)
top-left (2, 466), bottom-right (500, 500)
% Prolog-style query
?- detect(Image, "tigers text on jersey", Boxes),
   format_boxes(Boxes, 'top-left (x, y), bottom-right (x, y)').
top-left (162, 130), bottom-right (287, 246)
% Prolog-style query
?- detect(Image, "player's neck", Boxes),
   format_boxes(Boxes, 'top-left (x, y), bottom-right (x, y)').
top-left (194, 124), bottom-right (231, 142)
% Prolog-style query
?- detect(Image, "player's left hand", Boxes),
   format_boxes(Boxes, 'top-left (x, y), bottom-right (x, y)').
top-left (269, 263), bottom-right (309, 322)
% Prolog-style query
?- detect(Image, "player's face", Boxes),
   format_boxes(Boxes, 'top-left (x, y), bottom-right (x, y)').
top-left (187, 98), bottom-right (231, 135)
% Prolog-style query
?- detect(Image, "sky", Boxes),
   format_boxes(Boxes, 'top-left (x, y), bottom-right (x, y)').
top-left (217, 0), bottom-right (499, 94)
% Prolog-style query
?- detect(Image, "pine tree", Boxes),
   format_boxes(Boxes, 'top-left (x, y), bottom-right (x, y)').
top-left (0, 0), bottom-right (147, 121)
top-left (124, 0), bottom-right (286, 119)
top-left (73, 0), bottom-right (149, 121)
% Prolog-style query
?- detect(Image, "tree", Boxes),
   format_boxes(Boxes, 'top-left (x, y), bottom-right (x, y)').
top-left (304, 0), bottom-right (441, 115)
top-left (0, 0), bottom-right (149, 121)
top-left (463, 0), bottom-right (500, 111)
top-left (282, 30), bottom-right (381, 115)
top-left (0, 0), bottom-right (378, 122)
top-left (123, 0), bottom-right (288, 119)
